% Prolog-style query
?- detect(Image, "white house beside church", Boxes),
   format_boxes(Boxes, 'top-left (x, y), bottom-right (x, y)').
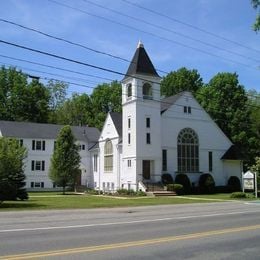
top-left (0, 42), bottom-right (243, 191)
top-left (0, 121), bottom-right (100, 190)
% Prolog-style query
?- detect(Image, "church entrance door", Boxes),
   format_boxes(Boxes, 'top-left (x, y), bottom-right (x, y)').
top-left (142, 160), bottom-right (151, 180)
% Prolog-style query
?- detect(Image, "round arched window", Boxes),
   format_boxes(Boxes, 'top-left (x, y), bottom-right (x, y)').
top-left (104, 140), bottom-right (113, 171)
top-left (177, 128), bottom-right (199, 172)
top-left (127, 83), bottom-right (132, 98)
top-left (142, 83), bottom-right (152, 99)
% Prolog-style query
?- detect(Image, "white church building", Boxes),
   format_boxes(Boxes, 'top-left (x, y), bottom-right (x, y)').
top-left (91, 42), bottom-right (242, 192)
top-left (0, 42), bottom-right (242, 191)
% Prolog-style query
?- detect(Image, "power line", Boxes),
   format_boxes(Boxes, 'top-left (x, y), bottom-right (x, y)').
top-left (3, 59), bottom-right (259, 109)
top-left (0, 19), bottom-right (129, 63)
top-left (1, 53), bottom-right (259, 100)
top-left (0, 54), bottom-right (114, 82)
top-left (1, 37), bottom-right (259, 107)
top-left (1, 63), bottom-right (97, 91)
top-left (121, 0), bottom-right (260, 54)
top-left (47, 0), bottom-right (258, 70)
top-left (0, 61), bottom-right (102, 85)
top-left (0, 18), bottom-right (169, 76)
top-left (0, 39), bottom-right (127, 76)
top-left (1, 63), bottom-right (258, 130)
top-left (0, 39), bottom-right (171, 88)
top-left (2, 61), bottom-right (259, 114)
top-left (1, 40), bottom-right (259, 106)
top-left (82, 0), bottom-right (260, 63)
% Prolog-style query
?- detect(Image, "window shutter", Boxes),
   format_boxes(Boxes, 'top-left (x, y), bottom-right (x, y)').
top-left (42, 141), bottom-right (45, 151)
top-left (42, 161), bottom-right (45, 171)
top-left (32, 140), bottom-right (35, 150)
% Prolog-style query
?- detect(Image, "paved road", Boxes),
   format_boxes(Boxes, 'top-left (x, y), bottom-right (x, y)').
top-left (0, 201), bottom-right (260, 259)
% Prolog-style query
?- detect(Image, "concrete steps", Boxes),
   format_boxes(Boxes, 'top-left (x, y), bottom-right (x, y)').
top-left (144, 182), bottom-right (177, 196)
top-left (152, 191), bottom-right (177, 196)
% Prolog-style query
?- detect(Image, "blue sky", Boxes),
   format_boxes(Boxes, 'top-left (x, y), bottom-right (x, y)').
top-left (0, 0), bottom-right (259, 95)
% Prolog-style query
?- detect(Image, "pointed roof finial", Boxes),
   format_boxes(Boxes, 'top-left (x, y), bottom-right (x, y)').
top-left (137, 40), bottom-right (144, 48)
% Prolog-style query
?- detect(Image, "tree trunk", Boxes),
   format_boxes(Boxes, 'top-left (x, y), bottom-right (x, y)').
top-left (62, 186), bottom-right (65, 195)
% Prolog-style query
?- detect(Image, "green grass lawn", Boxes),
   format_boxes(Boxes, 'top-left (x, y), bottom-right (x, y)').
top-left (0, 192), bottom-right (257, 211)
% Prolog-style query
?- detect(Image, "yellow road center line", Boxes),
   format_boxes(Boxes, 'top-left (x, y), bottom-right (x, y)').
top-left (2, 224), bottom-right (260, 259)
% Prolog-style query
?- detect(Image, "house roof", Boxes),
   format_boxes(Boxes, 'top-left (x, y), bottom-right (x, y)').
top-left (110, 112), bottom-right (122, 138)
top-left (88, 142), bottom-right (99, 151)
top-left (0, 120), bottom-right (100, 143)
top-left (160, 92), bottom-right (184, 114)
top-left (221, 145), bottom-right (243, 160)
top-left (123, 41), bottom-right (160, 80)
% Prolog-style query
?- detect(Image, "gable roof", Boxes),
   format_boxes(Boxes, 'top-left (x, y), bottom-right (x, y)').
top-left (123, 42), bottom-right (160, 80)
top-left (221, 145), bottom-right (243, 160)
top-left (160, 92), bottom-right (185, 113)
top-left (0, 120), bottom-right (100, 143)
top-left (110, 112), bottom-right (122, 138)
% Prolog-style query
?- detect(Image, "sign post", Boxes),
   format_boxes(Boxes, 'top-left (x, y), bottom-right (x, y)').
top-left (243, 170), bottom-right (257, 198)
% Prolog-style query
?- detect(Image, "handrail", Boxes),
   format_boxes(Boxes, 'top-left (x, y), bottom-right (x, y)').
top-left (138, 181), bottom-right (147, 192)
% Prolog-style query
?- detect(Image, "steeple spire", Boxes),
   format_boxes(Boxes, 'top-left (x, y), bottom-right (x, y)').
top-left (123, 41), bottom-right (160, 80)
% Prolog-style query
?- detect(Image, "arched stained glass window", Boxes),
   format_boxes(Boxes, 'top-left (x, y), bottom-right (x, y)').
top-left (104, 140), bottom-right (113, 171)
top-left (177, 128), bottom-right (199, 172)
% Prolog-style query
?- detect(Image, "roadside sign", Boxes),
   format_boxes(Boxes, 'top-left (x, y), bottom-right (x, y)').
top-left (243, 170), bottom-right (258, 198)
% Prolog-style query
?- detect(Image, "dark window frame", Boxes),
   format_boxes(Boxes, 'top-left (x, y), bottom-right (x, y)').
top-left (146, 117), bottom-right (150, 128)
top-left (128, 133), bottom-right (131, 144)
top-left (162, 149), bottom-right (167, 171)
top-left (209, 151), bottom-right (213, 172)
top-left (146, 133), bottom-right (151, 144)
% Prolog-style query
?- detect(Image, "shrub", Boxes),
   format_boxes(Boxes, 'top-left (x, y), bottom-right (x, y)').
top-left (230, 192), bottom-right (247, 198)
top-left (161, 173), bottom-right (174, 185)
top-left (167, 184), bottom-right (174, 191)
top-left (116, 189), bottom-right (137, 196)
top-left (227, 176), bottom-right (241, 192)
top-left (136, 190), bottom-right (147, 196)
top-left (167, 183), bottom-right (184, 195)
top-left (175, 174), bottom-right (191, 194)
top-left (199, 173), bottom-right (215, 194)
top-left (86, 189), bottom-right (100, 195)
top-left (127, 189), bottom-right (136, 196)
top-left (116, 189), bottom-right (129, 195)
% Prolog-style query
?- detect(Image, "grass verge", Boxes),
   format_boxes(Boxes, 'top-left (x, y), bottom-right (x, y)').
top-left (0, 192), bottom-right (256, 211)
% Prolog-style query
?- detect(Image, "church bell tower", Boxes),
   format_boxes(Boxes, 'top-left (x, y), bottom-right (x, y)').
top-left (121, 41), bottom-right (161, 189)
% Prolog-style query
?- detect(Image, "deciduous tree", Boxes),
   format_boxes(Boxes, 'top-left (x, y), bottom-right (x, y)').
top-left (55, 93), bottom-right (93, 127)
top-left (197, 72), bottom-right (256, 165)
top-left (252, 0), bottom-right (260, 32)
top-left (160, 67), bottom-right (203, 97)
top-left (91, 81), bottom-right (122, 129)
top-left (0, 67), bottom-right (51, 122)
top-left (0, 137), bottom-right (28, 202)
top-left (49, 126), bottom-right (80, 194)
